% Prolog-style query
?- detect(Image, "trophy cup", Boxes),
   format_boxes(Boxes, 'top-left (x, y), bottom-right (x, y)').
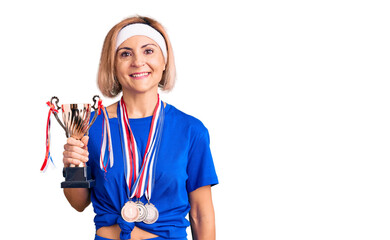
top-left (49, 95), bottom-right (100, 188)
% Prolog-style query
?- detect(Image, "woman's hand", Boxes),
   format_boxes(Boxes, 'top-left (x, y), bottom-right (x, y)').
top-left (63, 136), bottom-right (89, 167)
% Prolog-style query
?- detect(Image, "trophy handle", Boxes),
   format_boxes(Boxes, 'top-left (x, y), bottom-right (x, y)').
top-left (50, 96), bottom-right (69, 137)
top-left (85, 95), bottom-right (101, 135)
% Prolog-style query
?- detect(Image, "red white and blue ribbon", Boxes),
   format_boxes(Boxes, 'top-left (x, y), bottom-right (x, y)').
top-left (97, 100), bottom-right (114, 172)
top-left (40, 102), bottom-right (58, 172)
top-left (119, 98), bottom-right (140, 190)
top-left (118, 95), bottom-right (164, 201)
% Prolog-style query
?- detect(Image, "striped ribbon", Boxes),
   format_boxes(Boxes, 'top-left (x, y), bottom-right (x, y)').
top-left (40, 102), bottom-right (58, 172)
top-left (98, 101), bottom-right (114, 172)
top-left (118, 95), bottom-right (164, 201)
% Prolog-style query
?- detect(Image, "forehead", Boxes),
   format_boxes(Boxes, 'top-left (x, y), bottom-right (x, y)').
top-left (118, 35), bottom-right (158, 48)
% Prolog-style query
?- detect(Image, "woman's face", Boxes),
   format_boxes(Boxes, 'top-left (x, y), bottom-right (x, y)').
top-left (115, 35), bottom-right (165, 94)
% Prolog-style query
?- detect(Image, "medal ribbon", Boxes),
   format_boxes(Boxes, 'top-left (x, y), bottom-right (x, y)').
top-left (40, 102), bottom-right (58, 172)
top-left (118, 95), bottom-right (164, 201)
top-left (119, 98), bottom-right (140, 191)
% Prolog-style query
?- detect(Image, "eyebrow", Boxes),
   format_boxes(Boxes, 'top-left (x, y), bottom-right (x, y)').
top-left (142, 43), bottom-right (158, 48)
top-left (117, 43), bottom-right (158, 52)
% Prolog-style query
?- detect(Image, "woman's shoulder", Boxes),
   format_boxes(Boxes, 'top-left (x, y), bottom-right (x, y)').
top-left (166, 103), bottom-right (208, 133)
top-left (90, 102), bottom-right (117, 119)
top-left (106, 102), bottom-right (118, 118)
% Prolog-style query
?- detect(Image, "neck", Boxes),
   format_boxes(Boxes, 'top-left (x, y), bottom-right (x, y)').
top-left (122, 91), bottom-right (158, 118)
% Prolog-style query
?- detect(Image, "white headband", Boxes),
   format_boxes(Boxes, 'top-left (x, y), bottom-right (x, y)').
top-left (116, 23), bottom-right (168, 62)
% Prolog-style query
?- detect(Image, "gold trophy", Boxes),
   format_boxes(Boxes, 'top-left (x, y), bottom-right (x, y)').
top-left (49, 95), bottom-right (100, 188)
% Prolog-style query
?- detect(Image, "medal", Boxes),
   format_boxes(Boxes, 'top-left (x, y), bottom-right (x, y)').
top-left (143, 202), bottom-right (159, 224)
top-left (121, 201), bottom-right (139, 222)
top-left (117, 95), bottom-right (164, 224)
top-left (135, 201), bottom-right (148, 222)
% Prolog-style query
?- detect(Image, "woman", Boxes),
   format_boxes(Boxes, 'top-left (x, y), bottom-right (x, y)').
top-left (62, 16), bottom-right (218, 240)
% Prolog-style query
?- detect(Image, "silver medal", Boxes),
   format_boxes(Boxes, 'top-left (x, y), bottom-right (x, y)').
top-left (135, 201), bottom-right (148, 222)
top-left (143, 203), bottom-right (159, 224)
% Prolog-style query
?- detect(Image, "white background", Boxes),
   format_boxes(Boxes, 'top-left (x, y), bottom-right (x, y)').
top-left (0, 0), bottom-right (389, 239)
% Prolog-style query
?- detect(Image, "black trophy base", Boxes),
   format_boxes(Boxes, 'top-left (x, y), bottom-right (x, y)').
top-left (61, 166), bottom-right (95, 188)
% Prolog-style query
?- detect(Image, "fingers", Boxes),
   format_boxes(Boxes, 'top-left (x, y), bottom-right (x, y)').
top-left (63, 137), bottom-right (89, 167)
top-left (81, 136), bottom-right (89, 151)
top-left (63, 156), bottom-right (85, 167)
top-left (67, 137), bottom-right (85, 148)
top-left (81, 136), bottom-right (89, 146)
top-left (64, 144), bottom-right (89, 158)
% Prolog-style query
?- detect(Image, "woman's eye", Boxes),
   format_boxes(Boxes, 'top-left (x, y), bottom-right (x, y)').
top-left (120, 51), bottom-right (131, 58)
top-left (145, 49), bottom-right (154, 55)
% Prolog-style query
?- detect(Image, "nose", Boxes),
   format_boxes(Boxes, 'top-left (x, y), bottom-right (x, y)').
top-left (131, 53), bottom-right (145, 68)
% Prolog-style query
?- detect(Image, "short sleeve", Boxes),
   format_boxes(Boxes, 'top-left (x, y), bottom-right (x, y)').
top-left (186, 127), bottom-right (219, 193)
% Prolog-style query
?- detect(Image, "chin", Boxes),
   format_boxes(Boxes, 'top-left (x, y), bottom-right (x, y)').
top-left (128, 84), bottom-right (159, 94)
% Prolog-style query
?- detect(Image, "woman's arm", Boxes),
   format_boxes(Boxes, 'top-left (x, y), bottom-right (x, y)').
top-left (189, 185), bottom-right (216, 240)
top-left (62, 136), bottom-right (91, 212)
top-left (63, 188), bottom-right (91, 212)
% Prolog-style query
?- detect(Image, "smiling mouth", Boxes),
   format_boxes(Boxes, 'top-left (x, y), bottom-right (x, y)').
top-left (130, 72), bottom-right (151, 78)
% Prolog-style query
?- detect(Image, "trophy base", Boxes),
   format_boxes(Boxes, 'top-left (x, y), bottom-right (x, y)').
top-left (61, 179), bottom-right (95, 188)
top-left (61, 166), bottom-right (95, 188)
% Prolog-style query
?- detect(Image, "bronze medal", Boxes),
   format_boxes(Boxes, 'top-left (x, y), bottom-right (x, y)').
top-left (121, 201), bottom-right (139, 222)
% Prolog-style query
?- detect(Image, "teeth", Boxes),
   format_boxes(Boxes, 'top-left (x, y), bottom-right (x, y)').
top-left (131, 72), bottom-right (149, 78)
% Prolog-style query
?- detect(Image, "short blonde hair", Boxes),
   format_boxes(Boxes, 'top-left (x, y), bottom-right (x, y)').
top-left (97, 16), bottom-right (176, 98)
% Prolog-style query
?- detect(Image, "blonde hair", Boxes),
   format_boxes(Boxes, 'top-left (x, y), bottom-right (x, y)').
top-left (97, 16), bottom-right (176, 98)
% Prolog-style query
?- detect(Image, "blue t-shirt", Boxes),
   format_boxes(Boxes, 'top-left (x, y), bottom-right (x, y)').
top-left (88, 103), bottom-right (218, 239)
